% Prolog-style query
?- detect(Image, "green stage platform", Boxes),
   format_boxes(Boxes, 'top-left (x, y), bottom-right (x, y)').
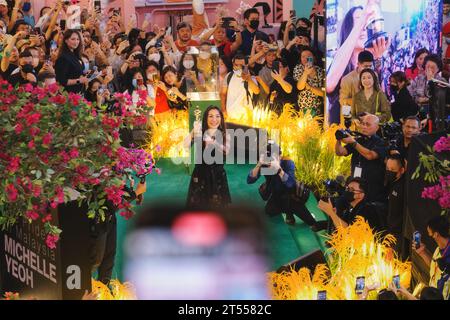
top-left (111, 158), bottom-right (329, 281)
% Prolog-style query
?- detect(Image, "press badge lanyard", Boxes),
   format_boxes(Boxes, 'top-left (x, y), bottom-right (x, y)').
top-left (354, 143), bottom-right (363, 178)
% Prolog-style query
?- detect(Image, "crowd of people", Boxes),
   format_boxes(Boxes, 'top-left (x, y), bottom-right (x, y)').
top-left (0, 0), bottom-right (447, 300)
top-left (0, 0), bottom-right (326, 121)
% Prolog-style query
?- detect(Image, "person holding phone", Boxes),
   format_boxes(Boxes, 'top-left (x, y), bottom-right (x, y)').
top-left (293, 47), bottom-right (325, 116)
top-left (239, 8), bottom-right (269, 57)
top-left (220, 53), bottom-right (260, 119)
top-left (186, 105), bottom-right (231, 209)
top-left (412, 216), bottom-right (450, 300)
top-left (267, 59), bottom-right (297, 114)
top-left (55, 29), bottom-right (88, 93)
top-left (199, 16), bottom-right (242, 58)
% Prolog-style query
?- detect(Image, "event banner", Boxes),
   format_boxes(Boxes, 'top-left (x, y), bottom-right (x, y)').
top-left (0, 202), bottom-right (92, 300)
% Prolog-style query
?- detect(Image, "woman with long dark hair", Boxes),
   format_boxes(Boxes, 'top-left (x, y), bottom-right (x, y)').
top-left (389, 71), bottom-right (418, 122)
top-left (178, 51), bottom-right (204, 94)
top-left (159, 65), bottom-right (187, 110)
top-left (55, 29), bottom-right (87, 93)
top-left (352, 68), bottom-right (391, 122)
top-left (405, 48), bottom-right (429, 81)
top-left (186, 105), bottom-right (231, 209)
top-left (326, 1), bottom-right (389, 123)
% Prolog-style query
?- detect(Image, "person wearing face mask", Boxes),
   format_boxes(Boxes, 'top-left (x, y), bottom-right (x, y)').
top-left (239, 8), bottom-right (270, 57)
top-left (178, 52), bottom-right (204, 93)
top-left (9, 48), bottom-right (37, 86)
top-left (385, 155), bottom-right (406, 254)
top-left (220, 53), bottom-right (260, 119)
top-left (413, 216), bottom-right (450, 300)
top-left (317, 177), bottom-right (385, 232)
top-left (389, 71), bottom-right (419, 123)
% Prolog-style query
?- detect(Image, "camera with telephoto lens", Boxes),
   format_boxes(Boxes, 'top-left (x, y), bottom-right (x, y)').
top-left (322, 178), bottom-right (345, 207)
top-left (261, 140), bottom-right (278, 167)
top-left (379, 122), bottom-right (402, 144)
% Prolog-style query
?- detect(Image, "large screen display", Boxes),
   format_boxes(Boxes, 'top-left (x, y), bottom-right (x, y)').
top-left (326, 0), bottom-right (442, 123)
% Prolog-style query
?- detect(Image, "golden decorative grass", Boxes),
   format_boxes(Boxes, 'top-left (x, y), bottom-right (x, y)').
top-left (92, 279), bottom-right (137, 300)
top-left (269, 218), bottom-right (412, 300)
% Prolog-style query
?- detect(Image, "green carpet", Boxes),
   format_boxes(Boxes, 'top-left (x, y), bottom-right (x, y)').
top-left (111, 158), bottom-right (328, 281)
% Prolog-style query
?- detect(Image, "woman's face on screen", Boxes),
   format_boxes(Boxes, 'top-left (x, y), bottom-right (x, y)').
top-left (353, 8), bottom-right (367, 50)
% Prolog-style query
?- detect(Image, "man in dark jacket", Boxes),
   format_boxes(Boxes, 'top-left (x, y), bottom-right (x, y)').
top-left (318, 177), bottom-right (386, 233)
top-left (247, 141), bottom-right (320, 229)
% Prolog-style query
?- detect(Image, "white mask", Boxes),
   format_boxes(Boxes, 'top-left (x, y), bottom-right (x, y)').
top-left (183, 60), bottom-right (195, 70)
top-left (148, 53), bottom-right (160, 63)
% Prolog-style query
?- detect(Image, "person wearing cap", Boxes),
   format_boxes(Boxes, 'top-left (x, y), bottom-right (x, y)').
top-left (175, 22), bottom-right (200, 53)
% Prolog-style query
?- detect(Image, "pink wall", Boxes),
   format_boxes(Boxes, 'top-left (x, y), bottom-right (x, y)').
top-left (30, 0), bottom-right (293, 31)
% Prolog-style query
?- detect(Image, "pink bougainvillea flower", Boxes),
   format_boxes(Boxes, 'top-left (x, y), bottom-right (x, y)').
top-left (434, 136), bottom-right (450, 153)
top-left (7, 156), bottom-right (20, 173)
top-left (26, 113), bottom-right (41, 126)
top-left (105, 185), bottom-right (125, 206)
top-left (28, 139), bottom-right (35, 149)
top-left (45, 234), bottom-right (59, 249)
top-left (14, 123), bottom-right (24, 134)
top-left (69, 148), bottom-right (79, 158)
top-left (25, 210), bottom-right (39, 221)
top-left (6, 184), bottom-right (18, 202)
top-left (42, 132), bottom-right (53, 146)
top-left (29, 127), bottom-right (40, 137)
top-left (119, 209), bottom-right (134, 220)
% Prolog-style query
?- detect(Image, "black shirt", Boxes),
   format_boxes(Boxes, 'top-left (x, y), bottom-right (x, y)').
top-left (268, 75), bottom-right (297, 113)
top-left (387, 175), bottom-right (405, 236)
top-left (9, 70), bottom-right (37, 87)
top-left (344, 135), bottom-right (388, 202)
top-left (391, 87), bottom-right (419, 122)
top-left (55, 50), bottom-right (84, 93)
top-left (240, 29), bottom-right (270, 57)
top-left (392, 135), bottom-right (410, 162)
top-left (1, 63), bottom-right (18, 81)
top-left (340, 199), bottom-right (384, 232)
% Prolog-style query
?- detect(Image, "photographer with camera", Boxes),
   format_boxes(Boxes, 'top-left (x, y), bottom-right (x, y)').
top-left (247, 141), bottom-right (321, 229)
top-left (335, 113), bottom-right (388, 203)
top-left (317, 177), bottom-right (385, 232)
top-left (389, 116), bottom-right (421, 163)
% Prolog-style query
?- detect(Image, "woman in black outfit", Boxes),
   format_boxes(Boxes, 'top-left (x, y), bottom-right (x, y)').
top-left (389, 71), bottom-right (419, 122)
top-left (55, 29), bottom-right (88, 93)
top-left (186, 106), bottom-right (231, 209)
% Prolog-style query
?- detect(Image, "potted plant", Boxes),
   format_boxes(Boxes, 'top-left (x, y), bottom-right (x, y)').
top-left (0, 81), bottom-right (154, 248)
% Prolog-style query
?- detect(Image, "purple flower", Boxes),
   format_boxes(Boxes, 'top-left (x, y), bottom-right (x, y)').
top-left (434, 136), bottom-right (450, 153)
